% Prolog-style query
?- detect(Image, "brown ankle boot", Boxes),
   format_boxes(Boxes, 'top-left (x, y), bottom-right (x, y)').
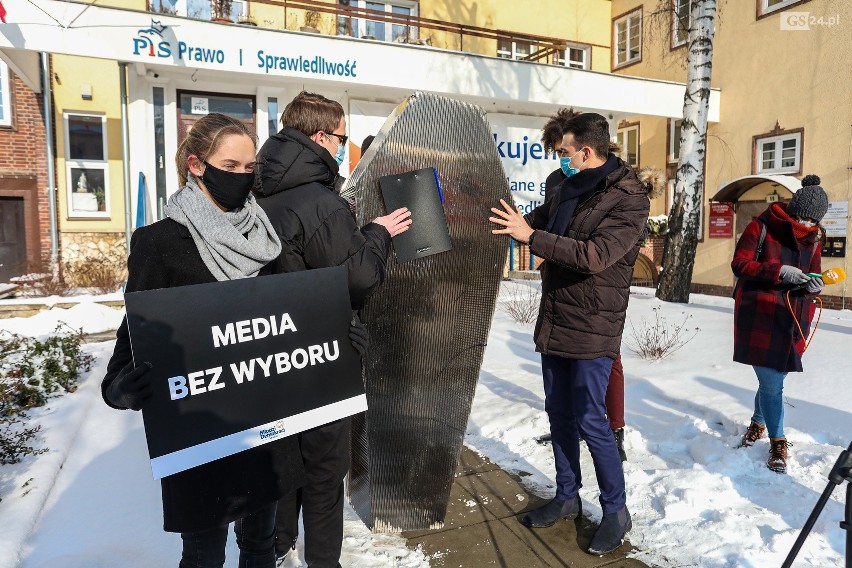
top-left (768, 438), bottom-right (791, 473)
top-left (738, 421), bottom-right (766, 448)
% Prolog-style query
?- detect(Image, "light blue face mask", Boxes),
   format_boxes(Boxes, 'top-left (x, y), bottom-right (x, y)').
top-left (334, 143), bottom-right (346, 167)
top-left (559, 150), bottom-right (584, 178)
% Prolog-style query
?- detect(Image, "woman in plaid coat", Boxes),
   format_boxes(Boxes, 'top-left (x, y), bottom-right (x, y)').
top-left (731, 175), bottom-right (827, 473)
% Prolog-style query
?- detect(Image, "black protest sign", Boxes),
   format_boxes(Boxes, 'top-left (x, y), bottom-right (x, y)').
top-left (124, 267), bottom-right (364, 479)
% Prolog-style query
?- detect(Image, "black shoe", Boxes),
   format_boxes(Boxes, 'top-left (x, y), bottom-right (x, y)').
top-left (613, 428), bottom-right (627, 462)
top-left (519, 496), bottom-right (581, 528)
top-left (534, 432), bottom-right (552, 445)
top-left (275, 537), bottom-right (296, 566)
top-left (587, 506), bottom-right (632, 556)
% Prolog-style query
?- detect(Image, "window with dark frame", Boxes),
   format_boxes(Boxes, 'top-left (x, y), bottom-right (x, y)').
top-left (672, 0), bottom-right (693, 48)
top-left (267, 97), bottom-right (279, 139)
top-left (65, 113), bottom-right (110, 218)
top-left (755, 132), bottom-right (801, 174)
top-left (614, 8), bottom-right (642, 68)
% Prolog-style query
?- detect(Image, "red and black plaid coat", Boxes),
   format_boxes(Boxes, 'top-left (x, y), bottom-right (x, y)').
top-left (731, 203), bottom-right (821, 372)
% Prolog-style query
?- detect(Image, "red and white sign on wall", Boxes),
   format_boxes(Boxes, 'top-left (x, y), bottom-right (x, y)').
top-left (708, 202), bottom-right (734, 238)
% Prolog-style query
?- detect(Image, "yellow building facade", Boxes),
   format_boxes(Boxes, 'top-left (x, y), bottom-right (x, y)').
top-left (16, 0), bottom-right (797, 298)
top-left (610, 0), bottom-right (851, 301)
top-left (44, 0), bottom-right (618, 268)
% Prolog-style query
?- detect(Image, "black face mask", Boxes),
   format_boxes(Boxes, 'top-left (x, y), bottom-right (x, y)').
top-left (201, 161), bottom-right (255, 210)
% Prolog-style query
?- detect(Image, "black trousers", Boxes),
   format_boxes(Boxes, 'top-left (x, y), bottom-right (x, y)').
top-left (179, 501), bottom-right (277, 568)
top-left (275, 417), bottom-right (351, 568)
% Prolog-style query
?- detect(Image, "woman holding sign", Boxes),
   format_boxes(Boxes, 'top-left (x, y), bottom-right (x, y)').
top-left (102, 113), bottom-right (312, 567)
top-left (731, 174), bottom-right (827, 474)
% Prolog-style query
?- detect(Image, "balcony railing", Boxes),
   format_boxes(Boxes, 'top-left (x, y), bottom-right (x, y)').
top-left (146, 0), bottom-right (579, 64)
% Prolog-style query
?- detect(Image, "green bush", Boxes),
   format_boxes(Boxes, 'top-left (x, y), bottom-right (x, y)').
top-left (0, 325), bottom-right (94, 464)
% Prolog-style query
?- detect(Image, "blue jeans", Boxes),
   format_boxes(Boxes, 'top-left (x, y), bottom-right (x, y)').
top-left (542, 354), bottom-right (626, 514)
top-left (751, 365), bottom-right (788, 439)
top-left (179, 502), bottom-right (277, 568)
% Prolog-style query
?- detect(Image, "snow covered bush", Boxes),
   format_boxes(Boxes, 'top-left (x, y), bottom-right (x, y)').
top-left (647, 214), bottom-right (669, 236)
top-left (500, 282), bottom-right (541, 324)
top-left (626, 306), bottom-right (699, 360)
top-left (13, 273), bottom-right (72, 298)
top-left (0, 325), bottom-right (93, 464)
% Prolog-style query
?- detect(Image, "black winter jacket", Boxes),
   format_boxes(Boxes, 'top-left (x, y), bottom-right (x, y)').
top-left (255, 127), bottom-right (391, 309)
top-left (525, 159), bottom-right (650, 360)
top-left (102, 219), bottom-right (306, 533)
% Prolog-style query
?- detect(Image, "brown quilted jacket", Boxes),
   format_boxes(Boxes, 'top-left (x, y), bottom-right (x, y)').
top-left (525, 160), bottom-right (650, 359)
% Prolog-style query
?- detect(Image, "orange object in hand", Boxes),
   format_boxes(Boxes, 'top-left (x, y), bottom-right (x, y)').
top-left (807, 267), bottom-right (846, 285)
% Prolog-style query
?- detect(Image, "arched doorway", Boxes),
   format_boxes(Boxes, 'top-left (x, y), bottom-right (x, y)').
top-left (631, 253), bottom-right (658, 288)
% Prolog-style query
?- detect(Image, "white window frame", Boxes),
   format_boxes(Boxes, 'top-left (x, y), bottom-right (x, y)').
top-left (672, 0), bottom-right (694, 48)
top-left (497, 39), bottom-right (532, 60)
top-left (756, 132), bottom-right (802, 174)
top-left (149, 0), bottom-right (247, 21)
top-left (760, 0), bottom-right (803, 16)
top-left (669, 118), bottom-right (683, 163)
top-left (64, 112), bottom-right (110, 219)
top-left (341, 0), bottom-right (419, 43)
top-left (614, 9), bottom-right (642, 68)
top-left (0, 60), bottom-right (12, 128)
top-left (617, 124), bottom-right (640, 168)
top-left (553, 44), bottom-right (591, 70)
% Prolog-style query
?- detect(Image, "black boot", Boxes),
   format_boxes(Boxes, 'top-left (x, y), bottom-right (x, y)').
top-left (519, 496), bottom-right (581, 528)
top-left (587, 506), bottom-right (632, 556)
top-left (612, 428), bottom-right (627, 462)
top-left (275, 537), bottom-right (296, 567)
top-left (534, 432), bottom-right (552, 445)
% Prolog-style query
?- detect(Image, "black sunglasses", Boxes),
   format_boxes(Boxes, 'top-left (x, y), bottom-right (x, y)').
top-left (325, 132), bottom-right (348, 145)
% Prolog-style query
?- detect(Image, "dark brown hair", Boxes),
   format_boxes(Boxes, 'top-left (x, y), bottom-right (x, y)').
top-left (281, 91), bottom-right (345, 138)
top-left (175, 113), bottom-right (255, 186)
top-left (541, 107), bottom-right (580, 154)
top-left (562, 113), bottom-right (612, 158)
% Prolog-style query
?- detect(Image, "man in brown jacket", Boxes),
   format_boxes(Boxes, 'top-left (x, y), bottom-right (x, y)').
top-left (490, 112), bottom-right (649, 556)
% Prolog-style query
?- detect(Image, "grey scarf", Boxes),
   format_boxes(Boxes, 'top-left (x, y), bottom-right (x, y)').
top-left (165, 178), bottom-right (281, 281)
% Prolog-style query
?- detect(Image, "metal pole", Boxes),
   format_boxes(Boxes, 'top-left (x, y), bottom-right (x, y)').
top-left (40, 53), bottom-right (59, 274)
top-left (845, 482), bottom-right (851, 568)
top-left (509, 238), bottom-right (515, 272)
top-left (119, 62), bottom-right (132, 251)
top-left (781, 441), bottom-right (852, 568)
top-left (529, 248), bottom-right (535, 270)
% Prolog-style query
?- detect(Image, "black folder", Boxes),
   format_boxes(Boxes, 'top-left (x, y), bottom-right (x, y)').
top-left (378, 167), bottom-right (452, 263)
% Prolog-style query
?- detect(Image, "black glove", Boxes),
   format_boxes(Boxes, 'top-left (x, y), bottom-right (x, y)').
top-left (349, 321), bottom-right (369, 358)
top-left (105, 361), bottom-right (153, 411)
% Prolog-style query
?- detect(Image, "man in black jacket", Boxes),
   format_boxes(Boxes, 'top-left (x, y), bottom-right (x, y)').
top-left (255, 91), bottom-right (410, 568)
top-left (490, 112), bottom-right (649, 557)
top-left (537, 109), bottom-right (629, 463)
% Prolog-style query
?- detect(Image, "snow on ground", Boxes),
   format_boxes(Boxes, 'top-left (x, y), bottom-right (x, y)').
top-left (469, 282), bottom-right (850, 568)
top-left (0, 301), bottom-right (427, 568)
top-left (1, 283), bottom-right (850, 567)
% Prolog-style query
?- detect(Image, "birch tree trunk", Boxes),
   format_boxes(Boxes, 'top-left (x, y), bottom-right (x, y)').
top-left (656, 0), bottom-right (717, 303)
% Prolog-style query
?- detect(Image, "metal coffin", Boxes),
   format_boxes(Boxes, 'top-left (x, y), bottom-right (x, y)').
top-left (342, 92), bottom-right (511, 532)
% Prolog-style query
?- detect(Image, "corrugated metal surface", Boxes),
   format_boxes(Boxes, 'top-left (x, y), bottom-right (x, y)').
top-left (342, 92), bottom-right (511, 532)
